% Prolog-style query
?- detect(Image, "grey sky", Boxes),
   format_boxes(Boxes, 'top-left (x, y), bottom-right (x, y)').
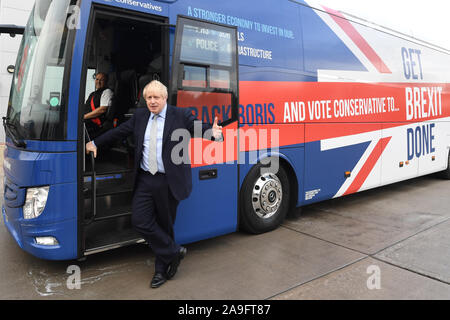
top-left (313, 0), bottom-right (450, 51)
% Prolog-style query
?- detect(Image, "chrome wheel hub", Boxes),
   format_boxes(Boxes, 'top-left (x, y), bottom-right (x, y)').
top-left (251, 173), bottom-right (282, 219)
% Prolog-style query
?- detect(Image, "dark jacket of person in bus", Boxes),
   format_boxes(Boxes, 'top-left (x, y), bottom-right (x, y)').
top-left (85, 80), bottom-right (223, 288)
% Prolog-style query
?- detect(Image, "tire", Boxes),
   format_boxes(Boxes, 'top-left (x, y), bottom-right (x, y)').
top-left (440, 150), bottom-right (450, 179)
top-left (240, 160), bottom-right (290, 234)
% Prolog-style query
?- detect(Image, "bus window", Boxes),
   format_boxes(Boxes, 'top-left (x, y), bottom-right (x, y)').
top-left (182, 65), bottom-right (207, 88)
top-left (84, 69), bottom-right (96, 102)
top-left (170, 16), bottom-right (239, 126)
top-left (210, 69), bottom-right (230, 90)
top-left (41, 65), bottom-right (64, 106)
top-left (181, 66), bottom-right (231, 90)
top-left (6, 0), bottom-right (76, 141)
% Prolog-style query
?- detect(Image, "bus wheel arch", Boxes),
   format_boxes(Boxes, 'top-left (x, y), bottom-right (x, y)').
top-left (440, 148), bottom-right (450, 179)
top-left (239, 157), bottom-right (297, 234)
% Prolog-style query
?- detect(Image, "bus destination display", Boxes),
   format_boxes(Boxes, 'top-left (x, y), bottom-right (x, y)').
top-left (180, 24), bottom-right (233, 67)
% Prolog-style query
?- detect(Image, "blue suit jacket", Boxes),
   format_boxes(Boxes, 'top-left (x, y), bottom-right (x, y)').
top-left (94, 105), bottom-right (213, 201)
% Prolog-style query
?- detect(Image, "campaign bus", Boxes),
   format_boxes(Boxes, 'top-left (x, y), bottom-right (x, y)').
top-left (2, 0), bottom-right (450, 260)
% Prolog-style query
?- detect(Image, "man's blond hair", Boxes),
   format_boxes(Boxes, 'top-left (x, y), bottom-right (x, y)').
top-left (143, 80), bottom-right (168, 99)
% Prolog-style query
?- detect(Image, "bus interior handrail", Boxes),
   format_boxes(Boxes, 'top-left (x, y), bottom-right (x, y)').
top-left (83, 123), bottom-right (97, 225)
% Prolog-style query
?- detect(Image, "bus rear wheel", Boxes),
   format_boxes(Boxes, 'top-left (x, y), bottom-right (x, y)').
top-left (441, 150), bottom-right (450, 179)
top-left (240, 161), bottom-right (290, 234)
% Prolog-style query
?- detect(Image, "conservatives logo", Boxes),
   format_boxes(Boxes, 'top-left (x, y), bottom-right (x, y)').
top-left (107, 0), bottom-right (163, 12)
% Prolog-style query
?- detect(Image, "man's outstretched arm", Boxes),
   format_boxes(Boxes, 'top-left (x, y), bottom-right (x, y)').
top-left (85, 112), bottom-right (136, 157)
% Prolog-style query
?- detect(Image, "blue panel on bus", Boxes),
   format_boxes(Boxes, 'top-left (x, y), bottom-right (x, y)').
top-left (304, 140), bottom-right (370, 203)
top-left (5, 139), bottom-right (76, 153)
top-left (239, 65), bottom-right (317, 83)
top-left (20, 183), bottom-right (78, 260)
top-left (170, 0), bottom-right (304, 71)
top-left (3, 182), bottom-right (78, 260)
top-left (174, 164), bottom-right (238, 244)
top-left (4, 201), bottom-right (77, 260)
top-left (3, 206), bottom-right (23, 248)
top-left (3, 147), bottom-right (78, 260)
top-left (21, 217), bottom-right (78, 260)
top-left (3, 148), bottom-right (77, 187)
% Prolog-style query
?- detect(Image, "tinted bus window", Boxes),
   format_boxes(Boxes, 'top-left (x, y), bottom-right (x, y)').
top-left (7, 0), bottom-right (76, 141)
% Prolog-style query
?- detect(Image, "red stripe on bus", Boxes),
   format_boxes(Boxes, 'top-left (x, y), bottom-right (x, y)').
top-left (343, 136), bottom-right (392, 195)
top-left (323, 6), bottom-right (392, 74)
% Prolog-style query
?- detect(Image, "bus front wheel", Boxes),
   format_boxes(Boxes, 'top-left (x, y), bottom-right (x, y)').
top-left (240, 161), bottom-right (290, 234)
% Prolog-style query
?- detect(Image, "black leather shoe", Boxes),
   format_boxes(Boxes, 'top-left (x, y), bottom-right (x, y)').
top-left (166, 247), bottom-right (187, 280)
top-left (150, 272), bottom-right (167, 288)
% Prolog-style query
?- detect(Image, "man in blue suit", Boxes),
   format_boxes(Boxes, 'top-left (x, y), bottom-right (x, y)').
top-left (86, 80), bottom-right (223, 288)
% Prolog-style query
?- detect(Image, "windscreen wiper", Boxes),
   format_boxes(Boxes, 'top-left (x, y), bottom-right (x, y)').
top-left (0, 25), bottom-right (25, 36)
top-left (2, 117), bottom-right (26, 148)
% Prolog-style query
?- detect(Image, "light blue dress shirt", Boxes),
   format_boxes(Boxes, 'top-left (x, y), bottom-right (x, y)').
top-left (140, 104), bottom-right (167, 173)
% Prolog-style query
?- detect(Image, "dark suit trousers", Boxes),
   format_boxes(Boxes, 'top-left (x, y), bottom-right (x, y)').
top-left (132, 169), bottom-right (180, 273)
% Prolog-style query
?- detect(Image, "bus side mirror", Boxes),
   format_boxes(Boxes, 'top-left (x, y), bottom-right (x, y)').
top-left (7, 65), bottom-right (15, 74)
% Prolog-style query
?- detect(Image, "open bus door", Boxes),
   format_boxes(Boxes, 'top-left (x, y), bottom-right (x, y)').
top-left (169, 16), bottom-right (240, 243)
top-left (80, 6), bottom-right (170, 257)
top-left (80, 12), bottom-right (238, 257)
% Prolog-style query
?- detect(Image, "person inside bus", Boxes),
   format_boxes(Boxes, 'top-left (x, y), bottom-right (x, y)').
top-left (85, 80), bottom-right (223, 288)
top-left (83, 72), bottom-right (114, 139)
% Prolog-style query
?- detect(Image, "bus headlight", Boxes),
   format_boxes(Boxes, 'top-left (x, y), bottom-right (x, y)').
top-left (23, 186), bottom-right (50, 220)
